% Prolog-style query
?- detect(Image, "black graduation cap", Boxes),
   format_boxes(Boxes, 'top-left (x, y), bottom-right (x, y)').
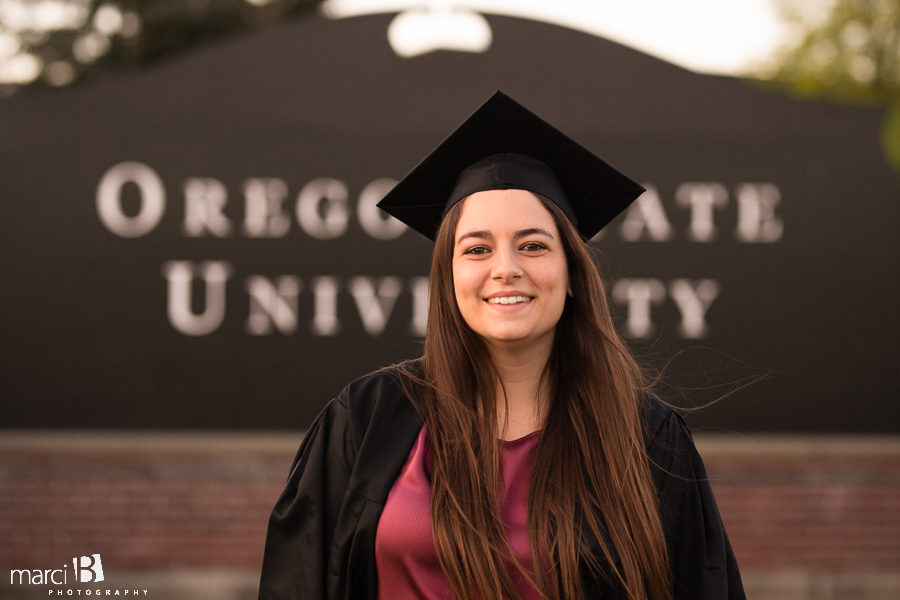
top-left (376, 90), bottom-right (644, 241)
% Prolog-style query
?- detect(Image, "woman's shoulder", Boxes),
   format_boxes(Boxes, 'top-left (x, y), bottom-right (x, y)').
top-left (640, 392), bottom-right (702, 461)
top-left (641, 392), bottom-right (681, 441)
top-left (328, 360), bottom-right (425, 495)
top-left (640, 392), bottom-right (708, 483)
top-left (328, 358), bottom-right (425, 428)
top-left (299, 359), bottom-right (424, 475)
top-left (337, 358), bottom-right (423, 404)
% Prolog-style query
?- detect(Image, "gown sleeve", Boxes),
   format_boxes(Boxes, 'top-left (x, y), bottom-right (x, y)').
top-left (646, 403), bottom-right (746, 600)
top-left (258, 392), bottom-right (356, 600)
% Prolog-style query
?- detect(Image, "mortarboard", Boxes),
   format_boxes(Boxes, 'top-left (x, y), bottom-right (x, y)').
top-left (376, 90), bottom-right (644, 241)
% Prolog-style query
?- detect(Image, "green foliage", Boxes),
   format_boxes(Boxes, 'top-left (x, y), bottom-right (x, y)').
top-left (886, 99), bottom-right (900, 171)
top-left (109, 0), bottom-right (323, 63)
top-left (0, 0), bottom-right (323, 94)
top-left (759, 0), bottom-right (900, 173)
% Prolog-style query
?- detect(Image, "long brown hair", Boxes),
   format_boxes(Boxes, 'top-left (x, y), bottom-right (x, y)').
top-left (400, 195), bottom-right (671, 600)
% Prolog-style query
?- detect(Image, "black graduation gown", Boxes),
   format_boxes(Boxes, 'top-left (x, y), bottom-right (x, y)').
top-left (258, 363), bottom-right (745, 599)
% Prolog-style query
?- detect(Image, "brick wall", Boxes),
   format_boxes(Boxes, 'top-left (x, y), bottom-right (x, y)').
top-left (1, 431), bottom-right (898, 599)
top-left (708, 442), bottom-right (900, 573)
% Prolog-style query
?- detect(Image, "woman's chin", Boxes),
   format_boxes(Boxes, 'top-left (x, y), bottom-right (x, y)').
top-left (479, 328), bottom-right (554, 349)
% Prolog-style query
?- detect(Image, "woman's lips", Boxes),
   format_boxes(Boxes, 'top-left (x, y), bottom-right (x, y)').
top-left (484, 295), bottom-right (534, 305)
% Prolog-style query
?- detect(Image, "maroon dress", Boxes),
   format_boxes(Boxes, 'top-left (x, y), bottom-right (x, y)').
top-left (375, 426), bottom-right (542, 600)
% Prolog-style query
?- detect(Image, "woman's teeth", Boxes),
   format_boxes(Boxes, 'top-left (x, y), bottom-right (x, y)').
top-left (486, 296), bottom-right (532, 305)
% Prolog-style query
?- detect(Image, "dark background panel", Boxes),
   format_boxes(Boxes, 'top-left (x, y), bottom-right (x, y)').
top-left (0, 14), bottom-right (897, 432)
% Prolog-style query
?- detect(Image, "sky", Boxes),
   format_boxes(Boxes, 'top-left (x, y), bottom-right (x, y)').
top-left (0, 0), bottom-right (827, 86)
top-left (321, 0), bottom-right (799, 75)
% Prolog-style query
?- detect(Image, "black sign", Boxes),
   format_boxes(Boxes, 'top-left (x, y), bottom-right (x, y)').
top-left (1, 14), bottom-right (897, 431)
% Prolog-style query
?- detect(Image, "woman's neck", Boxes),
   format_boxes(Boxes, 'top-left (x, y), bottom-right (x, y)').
top-left (487, 339), bottom-right (552, 440)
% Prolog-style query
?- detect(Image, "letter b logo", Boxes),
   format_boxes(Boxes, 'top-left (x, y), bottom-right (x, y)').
top-left (73, 554), bottom-right (104, 583)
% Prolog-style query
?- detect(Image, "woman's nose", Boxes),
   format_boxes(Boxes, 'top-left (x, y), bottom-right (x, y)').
top-left (491, 246), bottom-right (523, 281)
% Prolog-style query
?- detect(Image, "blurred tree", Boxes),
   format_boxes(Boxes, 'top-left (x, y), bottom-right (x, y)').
top-left (759, 0), bottom-right (900, 172)
top-left (0, 0), bottom-right (323, 95)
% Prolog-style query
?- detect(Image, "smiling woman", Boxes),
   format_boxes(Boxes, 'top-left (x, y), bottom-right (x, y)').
top-left (452, 189), bottom-right (569, 353)
top-left (258, 91), bottom-right (745, 600)
top-left (450, 189), bottom-right (571, 441)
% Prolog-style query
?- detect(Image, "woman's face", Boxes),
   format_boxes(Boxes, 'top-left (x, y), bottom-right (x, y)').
top-left (452, 189), bottom-right (569, 352)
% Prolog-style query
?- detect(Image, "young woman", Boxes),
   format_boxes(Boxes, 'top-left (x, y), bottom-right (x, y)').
top-left (258, 92), bottom-right (744, 600)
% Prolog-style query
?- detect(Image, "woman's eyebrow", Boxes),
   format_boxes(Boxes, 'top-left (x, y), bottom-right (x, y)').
top-left (514, 228), bottom-right (554, 239)
top-left (456, 228), bottom-right (555, 244)
top-left (456, 230), bottom-right (492, 244)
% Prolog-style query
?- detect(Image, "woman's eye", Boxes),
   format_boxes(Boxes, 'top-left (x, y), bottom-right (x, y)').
top-left (521, 242), bottom-right (547, 252)
top-left (463, 246), bottom-right (490, 255)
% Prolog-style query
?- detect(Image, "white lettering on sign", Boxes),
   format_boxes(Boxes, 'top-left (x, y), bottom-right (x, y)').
top-left (676, 182), bottom-right (728, 242)
top-left (612, 278), bottom-right (721, 339)
top-left (736, 182), bottom-right (783, 242)
top-left (245, 276), bottom-right (301, 335)
top-left (408, 276), bottom-right (429, 336)
top-left (357, 178), bottom-right (406, 240)
top-left (310, 276), bottom-right (341, 336)
top-left (161, 261), bottom-right (233, 336)
top-left (96, 161), bottom-right (166, 237)
top-left (92, 162), bottom-right (782, 341)
top-left (243, 178), bottom-right (291, 238)
top-left (348, 276), bottom-right (403, 335)
top-left (182, 177), bottom-right (232, 237)
top-left (611, 278), bottom-right (666, 338)
top-left (153, 270), bottom-right (724, 339)
top-left (296, 177), bottom-right (350, 239)
top-left (96, 163), bottom-right (782, 244)
top-left (669, 278), bottom-right (720, 338)
top-left (619, 185), bottom-right (673, 242)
